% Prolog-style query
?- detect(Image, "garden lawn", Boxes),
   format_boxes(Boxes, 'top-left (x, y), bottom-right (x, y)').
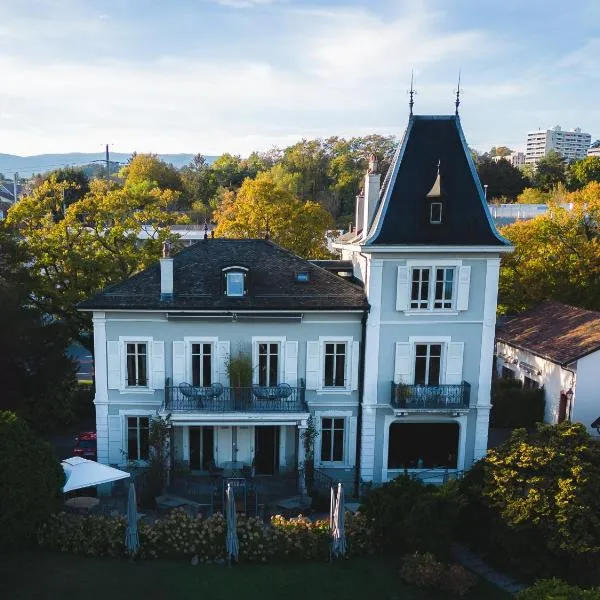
top-left (0, 552), bottom-right (511, 600)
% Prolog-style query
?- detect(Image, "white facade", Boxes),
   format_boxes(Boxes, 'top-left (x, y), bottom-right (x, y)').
top-left (496, 341), bottom-right (600, 437)
top-left (588, 145), bottom-right (600, 157)
top-left (525, 126), bottom-right (591, 164)
top-left (491, 152), bottom-right (526, 168)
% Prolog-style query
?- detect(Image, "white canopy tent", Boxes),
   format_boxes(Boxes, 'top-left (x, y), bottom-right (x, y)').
top-left (62, 456), bottom-right (130, 493)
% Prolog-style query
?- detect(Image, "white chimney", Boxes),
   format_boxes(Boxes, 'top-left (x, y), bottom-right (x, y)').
top-left (362, 154), bottom-right (381, 239)
top-left (354, 189), bottom-right (364, 235)
top-left (160, 241), bottom-right (173, 299)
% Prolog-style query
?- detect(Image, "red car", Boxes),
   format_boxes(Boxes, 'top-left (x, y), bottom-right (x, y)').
top-left (73, 432), bottom-right (97, 461)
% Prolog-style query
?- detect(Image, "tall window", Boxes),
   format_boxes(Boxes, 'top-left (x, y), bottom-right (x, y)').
top-left (321, 417), bottom-right (345, 462)
top-left (410, 268), bottom-right (430, 309)
top-left (410, 267), bottom-right (455, 310)
top-left (434, 268), bottom-right (454, 309)
top-left (258, 343), bottom-right (279, 386)
top-left (127, 416), bottom-right (149, 461)
top-left (226, 272), bottom-right (245, 296)
top-left (414, 343), bottom-right (442, 385)
top-left (126, 343), bottom-right (147, 387)
top-left (324, 343), bottom-right (346, 387)
top-left (192, 343), bottom-right (212, 387)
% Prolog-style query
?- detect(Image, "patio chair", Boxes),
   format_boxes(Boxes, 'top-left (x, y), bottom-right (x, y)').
top-left (251, 383), bottom-right (293, 400)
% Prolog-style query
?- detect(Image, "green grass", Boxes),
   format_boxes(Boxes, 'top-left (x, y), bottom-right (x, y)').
top-left (0, 552), bottom-right (511, 600)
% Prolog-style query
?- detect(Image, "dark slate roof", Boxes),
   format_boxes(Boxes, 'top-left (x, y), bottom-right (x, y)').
top-left (78, 239), bottom-right (368, 311)
top-left (367, 115), bottom-right (509, 246)
top-left (496, 301), bottom-right (600, 365)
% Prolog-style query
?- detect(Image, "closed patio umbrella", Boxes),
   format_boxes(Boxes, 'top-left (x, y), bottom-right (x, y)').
top-left (125, 483), bottom-right (140, 558)
top-left (225, 483), bottom-right (239, 566)
top-left (331, 482), bottom-right (347, 559)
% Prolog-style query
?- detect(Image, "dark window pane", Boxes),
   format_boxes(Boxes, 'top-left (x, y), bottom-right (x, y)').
top-left (325, 343), bottom-right (334, 354)
top-left (137, 353), bottom-right (147, 386)
top-left (259, 353), bottom-right (267, 386)
top-left (139, 425), bottom-right (149, 461)
top-left (321, 429), bottom-right (332, 461)
top-left (269, 353), bottom-right (278, 385)
top-left (192, 355), bottom-right (200, 386)
top-left (127, 343), bottom-right (135, 354)
top-left (333, 429), bottom-right (344, 461)
top-left (203, 355), bottom-right (211, 386)
top-left (127, 431), bottom-right (137, 460)
top-left (137, 343), bottom-right (146, 356)
top-left (192, 343), bottom-right (200, 354)
top-left (429, 356), bottom-right (441, 385)
top-left (335, 354), bottom-right (345, 386)
top-left (415, 356), bottom-right (426, 385)
top-left (324, 354), bottom-right (334, 387)
top-left (127, 355), bottom-right (136, 386)
top-left (431, 344), bottom-right (442, 357)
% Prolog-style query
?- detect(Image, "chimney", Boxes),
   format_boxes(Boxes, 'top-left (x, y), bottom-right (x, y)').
top-left (160, 241), bottom-right (173, 300)
top-left (362, 154), bottom-right (381, 239)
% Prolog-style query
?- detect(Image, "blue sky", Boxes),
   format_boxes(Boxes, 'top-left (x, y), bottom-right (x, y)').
top-left (0, 0), bottom-right (598, 156)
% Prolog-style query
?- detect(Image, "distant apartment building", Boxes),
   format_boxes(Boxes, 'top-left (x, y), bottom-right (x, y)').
top-left (491, 152), bottom-right (526, 168)
top-left (588, 141), bottom-right (600, 157)
top-left (525, 126), bottom-right (591, 164)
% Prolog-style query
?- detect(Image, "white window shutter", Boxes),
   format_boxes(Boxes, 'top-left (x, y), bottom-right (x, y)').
top-left (445, 342), bottom-right (465, 384)
top-left (284, 341), bottom-right (298, 387)
top-left (306, 341), bottom-right (321, 390)
top-left (350, 341), bottom-right (360, 391)
top-left (456, 266), bottom-right (471, 311)
top-left (217, 341), bottom-right (230, 386)
top-left (172, 341), bottom-right (186, 386)
top-left (396, 266), bottom-right (410, 311)
top-left (394, 342), bottom-right (412, 384)
top-left (108, 415), bottom-right (122, 464)
top-left (150, 341), bottom-right (165, 390)
top-left (107, 341), bottom-right (121, 390)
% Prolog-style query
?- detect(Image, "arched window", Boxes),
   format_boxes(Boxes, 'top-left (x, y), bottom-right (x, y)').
top-left (222, 266), bottom-right (249, 297)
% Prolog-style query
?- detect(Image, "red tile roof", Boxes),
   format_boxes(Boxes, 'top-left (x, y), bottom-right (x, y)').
top-left (496, 301), bottom-right (600, 365)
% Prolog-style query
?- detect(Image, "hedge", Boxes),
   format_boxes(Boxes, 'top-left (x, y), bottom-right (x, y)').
top-left (490, 379), bottom-right (545, 428)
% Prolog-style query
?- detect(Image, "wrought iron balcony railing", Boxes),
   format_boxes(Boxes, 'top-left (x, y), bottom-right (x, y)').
top-left (390, 381), bottom-right (471, 410)
top-left (163, 378), bottom-right (308, 413)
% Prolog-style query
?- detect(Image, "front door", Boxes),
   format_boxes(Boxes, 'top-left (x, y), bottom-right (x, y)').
top-left (255, 426), bottom-right (279, 475)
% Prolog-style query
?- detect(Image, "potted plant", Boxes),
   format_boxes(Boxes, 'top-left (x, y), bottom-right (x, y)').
top-left (395, 382), bottom-right (410, 408)
top-left (226, 347), bottom-right (253, 406)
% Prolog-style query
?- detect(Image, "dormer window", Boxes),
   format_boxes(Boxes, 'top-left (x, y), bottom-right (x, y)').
top-left (222, 266), bottom-right (248, 297)
top-left (430, 202), bottom-right (442, 224)
top-left (426, 160), bottom-right (443, 225)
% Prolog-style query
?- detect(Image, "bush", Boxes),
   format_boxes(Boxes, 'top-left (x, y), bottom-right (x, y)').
top-left (0, 411), bottom-right (64, 548)
top-left (517, 578), bottom-right (600, 600)
top-left (460, 422), bottom-right (600, 584)
top-left (490, 379), bottom-right (545, 427)
top-left (361, 476), bottom-right (464, 557)
top-left (37, 508), bottom-right (376, 562)
top-left (399, 552), bottom-right (477, 596)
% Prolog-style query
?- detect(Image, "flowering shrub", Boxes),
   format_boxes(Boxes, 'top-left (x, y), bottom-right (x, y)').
top-left (37, 509), bottom-right (375, 563)
top-left (399, 552), bottom-right (477, 596)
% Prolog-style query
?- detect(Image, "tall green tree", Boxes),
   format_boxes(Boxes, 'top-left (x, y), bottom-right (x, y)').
top-left (5, 178), bottom-right (188, 348)
top-left (180, 154), bottom-right (218, 209)
top-left (477, 157), bottom-right (528, 201)
top-left (119, 153), bottom-right (183, 193)
top-left (533, 150), bottom-right (566, 191)
top-left (567, 156), bottom-right (600, 190)
top-left (211, 153), bottom-right (248, 189)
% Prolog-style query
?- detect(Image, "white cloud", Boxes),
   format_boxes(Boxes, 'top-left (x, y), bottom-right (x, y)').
top-left (211, 0), bottom-right (281, 8)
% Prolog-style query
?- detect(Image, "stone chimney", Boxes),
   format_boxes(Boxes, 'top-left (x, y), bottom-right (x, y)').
top-left (160, 241), bottom-right (173, 300)
top-left (361, 154), bottom-right (381, 239)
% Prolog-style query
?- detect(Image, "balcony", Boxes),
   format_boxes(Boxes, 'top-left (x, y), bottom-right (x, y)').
top-left (390, 381), bottom-right (471, 411)
top-left (163, 378), bottom-right (308, 413)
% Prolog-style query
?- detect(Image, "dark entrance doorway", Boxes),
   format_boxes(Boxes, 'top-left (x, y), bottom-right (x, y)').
top-left (189, 426), bottom-right (214, 471)
top-left (255, 426), bottom-right (279, 475)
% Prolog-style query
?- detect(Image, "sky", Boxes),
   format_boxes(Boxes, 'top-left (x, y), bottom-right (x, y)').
top-left (0, 0), bottom-right (598, 157)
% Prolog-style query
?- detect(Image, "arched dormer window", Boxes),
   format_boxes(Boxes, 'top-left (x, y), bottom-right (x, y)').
top-left (222, 266), bottom-right (249, 297)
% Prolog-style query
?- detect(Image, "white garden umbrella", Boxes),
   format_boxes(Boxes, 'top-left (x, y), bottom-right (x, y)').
top-left (61, 457), bottom-right (130, 493)
top-left (225, 483), bottom-right (239, 566)
top-left (331, 482), bottom-right (347, 559)
top-left (125, 483), bottom-right (140, 557)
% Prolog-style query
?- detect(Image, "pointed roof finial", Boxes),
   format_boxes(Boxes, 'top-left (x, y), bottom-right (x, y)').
top-left (455, 69), bottom-right (462, 116)
top-left (408, 70), bottom-right (416, 116)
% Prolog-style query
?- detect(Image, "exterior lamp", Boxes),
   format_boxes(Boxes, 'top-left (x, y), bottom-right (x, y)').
top-left (566, 388), bottom-right (574, 421)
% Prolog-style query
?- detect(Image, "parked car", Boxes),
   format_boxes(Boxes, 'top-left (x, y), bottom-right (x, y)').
top-left (73, 432), bottom-right (97, 461)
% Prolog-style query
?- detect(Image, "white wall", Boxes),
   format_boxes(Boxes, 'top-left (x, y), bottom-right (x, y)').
top-left (571, 351), bottom-right (600, 437)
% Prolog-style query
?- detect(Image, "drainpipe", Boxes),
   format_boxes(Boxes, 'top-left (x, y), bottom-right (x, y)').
top-left (354, 308), bottom-right (369, 497)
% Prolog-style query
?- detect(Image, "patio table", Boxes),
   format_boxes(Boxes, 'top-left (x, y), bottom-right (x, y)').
top-left (65, 496), bottom-right (100, 513)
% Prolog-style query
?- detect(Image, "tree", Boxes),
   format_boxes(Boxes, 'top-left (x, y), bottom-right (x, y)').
top-left (0, 411), bottom-right (64, 548)
top-left (489, 146), bottom-right (513, 157)
top-left (498, 181), bottom-right (600, 313)
top-left (0, 227), bottom-right (79, 429)
top-left (460, 422), bottom-right (600, 582)
top-left (46, 167), bottom-right (90, 206)
top-left (213, 171), bottom-right (334, 258)
top-left (119, 153), bottom-right (183, 193)
top-left (477, 157), bottom-right (528, 201)
top-left (210, 153), bottom-right (248, 189)
top-left (180, 154), bottom-right (218, 210)
top-left (515, 187), bottom-right (549, 204)
top-left (567, 156), bottom-right (600, 190)
top-left (5, 178), bottom-right (188, 348)
top-left (533, 150), bottom-right (566, 191)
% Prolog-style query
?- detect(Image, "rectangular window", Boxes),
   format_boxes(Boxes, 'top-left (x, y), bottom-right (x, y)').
top-left (324, 343), bottom-right (346, 387)
top-left (434, 268), bottom-right (455, 309)
top-left (258, 343), bottom-right (279, 386)
top-left (414, 344), bottom-right (442, 385)
top-left (191, 343), bottom-right (212, 387)
top-left (410, 267), bottom-right (455, 310)
top-left (226, 272), bottom-right (244, 296)
top-left (430, 202), bottom-right (442, 224)
top-left (126, 343), bottom-right (147, 387)
top-left (410, 268), bottom-right (430, 309)
top-left (321, 417), bottom-right (345, 462)
top-left (127, 416), bottom-right (149, 461)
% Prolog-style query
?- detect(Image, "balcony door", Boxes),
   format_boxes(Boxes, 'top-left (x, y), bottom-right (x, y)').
top-left (189, 426), bottom-right (214, 471)
top-left (414, 344), bottom-right (442, 385)
top-left (255, 426), bottom-right (280, 475)
top-left (215, 426), bottom-right (254, 466)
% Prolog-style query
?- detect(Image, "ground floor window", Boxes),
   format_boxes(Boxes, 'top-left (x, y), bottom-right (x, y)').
top-left (388, 422), bottom-right (459, 469)
top-left (321, 417), bottom-right (345, 462)
top-left (127, 416), bottom-right (150, 461)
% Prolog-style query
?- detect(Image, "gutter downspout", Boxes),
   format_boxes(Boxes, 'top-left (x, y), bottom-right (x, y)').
top-left (354, 307), bottom-right (369, 498)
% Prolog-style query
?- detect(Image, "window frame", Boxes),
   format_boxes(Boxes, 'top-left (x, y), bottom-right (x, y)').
top-left (430, 201), bottom-right (443, 224)
top-left (252, 336), bottom-right (285, 386)
top-left (413, 342), bottom-right (443, 385)
top-left (223, 266), bottom-right (249, 297)
top-left (119, 336), bottom-right (154, 392)
top-left (126, 415), bottom-right (150, 462)
top-left (407, 261), bottom-right (458, 312)
top-left (184, 337), bottom-right (218, 388)
top-left (320, 416), bottom-right (346, 464)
